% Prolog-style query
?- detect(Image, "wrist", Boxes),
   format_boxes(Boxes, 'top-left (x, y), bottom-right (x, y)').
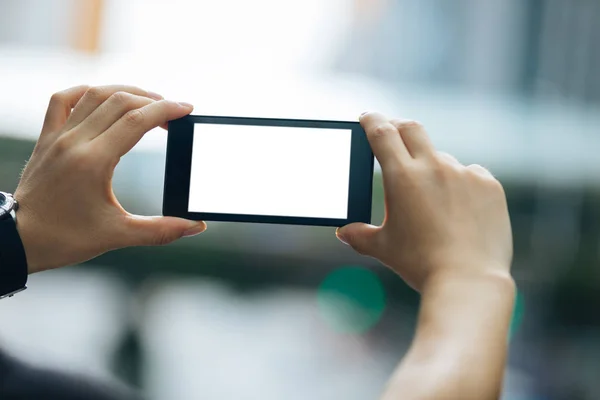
top-left (14, 205), bottom-right (44, 274)
top-left (414, 265), bottom-right (516, 353)
top-left (423, 267), bottom-right (515, 299)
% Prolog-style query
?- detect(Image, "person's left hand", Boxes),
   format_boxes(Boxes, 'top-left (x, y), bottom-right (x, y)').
top-left (14, 85), bottom-right (207, 274)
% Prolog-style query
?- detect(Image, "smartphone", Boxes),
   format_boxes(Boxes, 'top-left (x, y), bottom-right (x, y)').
top-left (163, 115), bottom-right (374, 227)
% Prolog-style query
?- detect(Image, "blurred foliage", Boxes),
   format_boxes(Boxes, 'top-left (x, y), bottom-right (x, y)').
top-left (0, 137), bottom-right (31, 191)
top-left (317, 266), bottom-right (386, 334)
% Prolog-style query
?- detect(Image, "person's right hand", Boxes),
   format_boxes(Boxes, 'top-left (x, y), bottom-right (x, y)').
top-left (14, 85), bottom-right (207, 274)
top-left (336, 112), bottom-right (513, 292)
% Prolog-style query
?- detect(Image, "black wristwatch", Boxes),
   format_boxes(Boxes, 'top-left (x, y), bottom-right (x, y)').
top-left (0, 191), bottom-right (28, 299)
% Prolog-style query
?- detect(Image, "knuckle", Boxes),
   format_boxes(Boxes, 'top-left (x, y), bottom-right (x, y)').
top-left (151, 230), bottom-right (178, 246)
top-left (156, 100), bottom-right (174, 120)
top-left (161, 99), bottom-right (178, 112)
top-left (468, 163), bottom-right (487, 172)
top-left (435, 151), bottom-right (458, 164)
top-left (433, 152), bottom-right (458, 169)
top-left (49, 136), bottom-right (97, 167)
top-left (466, 165), bottom-right (504, 191)
top-left (370, 124), bottom-right (394, 140)
top-left (466, 168), bottom-right (484, 180)
top-left (487, 177), bottom-right (505, 193)
top-left (468, 164), bottom-right (495, 180)
top-left (65, 142), bottom-right (93, 166)
top-left (109, 91), bottom-right (133, 108)
top-left (430, 156), bottom-right (448, 173)
top-left (123, 108), bottom-right (145, 127)
top-left (49, 91), bottom-right (67, 106)
top-left (73, 84), bottom-right (91, 96)
top-left (51, 135), bottom-right (73, 154)
top-left (395, 120), bottom-right (423, 132)
top-left (50, 138), bottom-right (99, 173)
top-left (129, 85), bottom-right (145, 95)
top-left (85, 86), bottom-right (106, 102)
top-left (430, 158), bottom-right (457, 181)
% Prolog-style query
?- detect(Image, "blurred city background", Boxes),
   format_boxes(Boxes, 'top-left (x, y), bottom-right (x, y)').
top-left (0, 0), bottom-right (599, 399)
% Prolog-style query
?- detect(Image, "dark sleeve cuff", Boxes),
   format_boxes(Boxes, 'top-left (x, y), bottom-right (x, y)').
top-left (0, 216), bottom-right (29, 297)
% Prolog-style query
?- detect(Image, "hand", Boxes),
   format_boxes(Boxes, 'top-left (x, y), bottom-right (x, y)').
top-left (336, 112), bottom-right (513, 291)
top-left (14, 85), bottom-right (207, 274)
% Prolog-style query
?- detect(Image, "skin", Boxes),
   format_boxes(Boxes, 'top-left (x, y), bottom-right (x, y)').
top-left (337, 114), bottom-right (515, 400)
top-left (15, 85), bottom-right (207, 273)
top-left (12, 85), bottom-right (515, 399)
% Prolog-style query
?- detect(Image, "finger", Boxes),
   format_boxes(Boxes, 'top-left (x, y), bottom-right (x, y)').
top-left (97, 100), bottom-right (193, 157)
top-left (336, 223), bottom-right (382, 257)
top-left (436, 151), bottom-right (462, 166)
top-left (467, 163), bottom-right (494, 178)
top-left (64, 85), bottom-right (163, 131)
top-left (390, 119), bottom-right (435, 159)
top-left (360, 112), bottom-right (411, 171)
top-left (123, 215), bottom-right (207, 247)
top-left (75, 92), bottom-right (155, 140)
top-left (41, 85), bottom-right (90, 136)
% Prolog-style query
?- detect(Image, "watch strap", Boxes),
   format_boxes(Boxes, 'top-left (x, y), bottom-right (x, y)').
top-left (0, 216), bottom-right (28, 298)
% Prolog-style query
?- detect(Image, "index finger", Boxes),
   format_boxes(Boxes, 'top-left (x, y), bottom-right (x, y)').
top-left (96, 100), bottom-right (193, 157)
top-left (65, 85), bottom-right (163, 131)
top-left (360, 112), bottom-right (411, 170)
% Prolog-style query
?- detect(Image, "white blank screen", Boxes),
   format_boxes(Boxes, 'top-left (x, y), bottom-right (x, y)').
top-left (188, 124), bottom-right (352, 219)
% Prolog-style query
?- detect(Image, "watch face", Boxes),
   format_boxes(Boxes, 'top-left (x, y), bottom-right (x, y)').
top-left (0, 192), bottom-right (6, 207)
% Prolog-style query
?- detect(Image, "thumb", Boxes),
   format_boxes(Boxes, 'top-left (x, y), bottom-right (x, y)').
top-left (336, 223), bottom-right (381, 256)
top-left (126, 215), bottom-right (207, 247)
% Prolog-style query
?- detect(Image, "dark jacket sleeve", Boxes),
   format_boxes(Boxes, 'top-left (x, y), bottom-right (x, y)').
top-left (0, 349), bottom-right (144, 400)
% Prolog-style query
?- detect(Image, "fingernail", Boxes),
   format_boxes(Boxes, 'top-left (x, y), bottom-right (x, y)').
top-left (147, 91), bottom-right (163, 100)
top-left (183, 222), bottom-right (206, 237)
top-left (335, 228), bottom-right (348, 245)
top-left (359, 111), bottom-right (369, 120)
top-left (178, 102), bottom-right (194, 109)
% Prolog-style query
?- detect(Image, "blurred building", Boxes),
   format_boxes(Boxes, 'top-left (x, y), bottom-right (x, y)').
top-left (338, 0), bottom-right (600, 105)
top-left (0, 1), bottom-right (600, 399)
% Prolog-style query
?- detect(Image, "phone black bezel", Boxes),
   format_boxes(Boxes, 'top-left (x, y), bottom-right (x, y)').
top-left (163, 115), bottom-right (374, 227)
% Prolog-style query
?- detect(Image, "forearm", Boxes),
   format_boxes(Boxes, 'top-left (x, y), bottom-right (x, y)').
top-left (381, 270), bottom-right (516, 400)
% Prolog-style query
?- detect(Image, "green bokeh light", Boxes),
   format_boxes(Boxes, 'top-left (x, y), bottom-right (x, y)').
top-left (509, 288), bottom-right (524, 340)
top-left (317, 266), bottom-right (386, 334)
